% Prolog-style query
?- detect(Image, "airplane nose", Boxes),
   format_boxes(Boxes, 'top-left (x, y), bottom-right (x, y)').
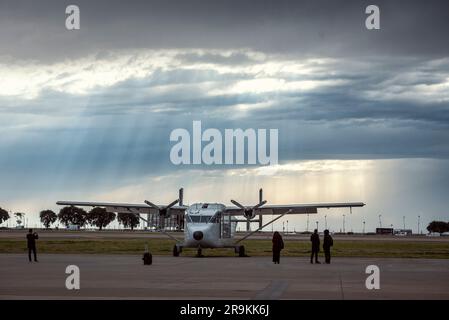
top-left (193, 231), bottom-right (204, 241)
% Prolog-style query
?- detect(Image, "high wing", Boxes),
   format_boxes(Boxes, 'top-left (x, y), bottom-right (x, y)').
top-left (56, 188), bottom-right (188, 217)
top-left (56, 201), bottom-right (188, 216)
top-left (224, 202), bottom-right (365, 215)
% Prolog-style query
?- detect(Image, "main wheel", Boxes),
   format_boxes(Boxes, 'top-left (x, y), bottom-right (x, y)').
top-left (173, 245), bottom-right (180, 257)
top-left (238, 245), bottom-right (245, 257)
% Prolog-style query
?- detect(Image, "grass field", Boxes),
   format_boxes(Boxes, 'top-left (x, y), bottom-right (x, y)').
top-left (1, 238), bottom-right (448, 258)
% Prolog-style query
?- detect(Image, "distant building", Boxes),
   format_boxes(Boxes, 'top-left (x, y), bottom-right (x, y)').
top-left (376, 227), bottom-right (393, 235)
top-left (394, 229), bottom-right (413, 235)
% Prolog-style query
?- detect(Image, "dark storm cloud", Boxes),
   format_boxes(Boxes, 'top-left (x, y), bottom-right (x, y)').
top-left (3, 53), bottom-right (447, 127)
top-left (0, 0), bottom-right (448, 184)
top-left (1, 0), bottom-right (449, 62)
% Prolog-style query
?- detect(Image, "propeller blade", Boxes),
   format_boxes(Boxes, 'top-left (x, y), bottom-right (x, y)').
top-left (144, 200), bottom-right (160, 210)
top-left (166, 199), bottom-right (179, 209)
top-left (231, 200), bottom-right (246, 210)
top-left (253, 200), bottom-right (267, 210)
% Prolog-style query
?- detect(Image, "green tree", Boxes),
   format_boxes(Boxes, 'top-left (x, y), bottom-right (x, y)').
top-left (40, 210), bottom-right (57, 229)
top-left (117, 212), bottom-right (140, 230)
top-left (426, 221), bottom-right (449, 234)
top-left (58, 206), bottom-right (87, 228)
top-left (0, 207), bottom-right (10, 225)
top-left (87, 207), bottom-right (116, 230)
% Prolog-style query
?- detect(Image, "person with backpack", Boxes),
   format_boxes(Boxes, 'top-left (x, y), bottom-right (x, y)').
top-left (323, 229), bottom-right (334, 264)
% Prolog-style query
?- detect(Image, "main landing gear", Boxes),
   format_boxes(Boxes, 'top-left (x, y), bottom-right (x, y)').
top-left (235, 245), bottom-right (246, 257)
top-left (173, 245), bottom-right (246, 257)
top-left (173, 245), bottom-right (182, 257)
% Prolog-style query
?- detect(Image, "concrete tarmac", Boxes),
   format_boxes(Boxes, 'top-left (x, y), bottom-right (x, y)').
top-left (1, 254), bottom-right (448, 299)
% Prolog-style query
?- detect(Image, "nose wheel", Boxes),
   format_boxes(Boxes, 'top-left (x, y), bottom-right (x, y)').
top-left (196, 247), bottom-right (204, 257)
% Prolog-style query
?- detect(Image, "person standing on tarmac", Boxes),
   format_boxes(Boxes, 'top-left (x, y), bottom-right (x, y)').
top-left (323, 229), bottom-right (334, 264)
top-left (272, 231), bottom-right (284, 264)
top-left (26, 229), bottom-right (39, 262)
top-left (310, 229), bottom-right (320, 264)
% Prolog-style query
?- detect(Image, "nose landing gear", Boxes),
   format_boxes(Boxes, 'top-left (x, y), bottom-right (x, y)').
top-left (196, 246), bottom-right (204, 257)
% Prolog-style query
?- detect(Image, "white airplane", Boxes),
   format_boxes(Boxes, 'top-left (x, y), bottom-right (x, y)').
top-left (56, 188), bottom-right (365, 257)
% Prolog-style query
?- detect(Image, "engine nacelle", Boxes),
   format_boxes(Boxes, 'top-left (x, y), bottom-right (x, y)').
top-left (243, 209), bottom-right (256, 220)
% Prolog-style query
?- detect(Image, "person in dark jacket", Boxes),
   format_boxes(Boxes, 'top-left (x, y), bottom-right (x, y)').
top-left (26, 229), bottom-right (39, 262)
top-left (310, 229), bottom-right (320, 264)
top-left (323, 229), bottom-right (333, 264)
top-left (272, 231), bottom-right (284, 264)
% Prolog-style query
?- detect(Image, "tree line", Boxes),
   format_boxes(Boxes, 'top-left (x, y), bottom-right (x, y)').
top-left (0, 206), bottom-right (141, 230)
top-left (1, 206), bottom-right (448, 234)
top-left (426, 221), bottom-right (449, 234)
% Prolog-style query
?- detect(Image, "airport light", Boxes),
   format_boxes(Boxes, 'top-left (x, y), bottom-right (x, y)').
top-left (378, 214), bottom-right (382, 228)
top-left (324, 215), bottom-right (327, 230)
top-left (316, 221), bottom-right (319, 231)
top-left (343, 214), bottom-right (346, 233)
top-left (418, 215), bottom-right (421, 235)
top-left (306, 214), bottom-right (309, 232)
top-left (363, 221), bottom-right (366, 234)
top-left (403, 216), bottom-right (406, 229)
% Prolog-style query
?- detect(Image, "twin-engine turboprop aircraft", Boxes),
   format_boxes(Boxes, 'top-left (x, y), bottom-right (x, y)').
top-left (56, 188), bottom-right (365, 257)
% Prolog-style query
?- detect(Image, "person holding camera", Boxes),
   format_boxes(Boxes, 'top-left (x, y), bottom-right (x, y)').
top-left (26, 229), bottom-right (39, 262)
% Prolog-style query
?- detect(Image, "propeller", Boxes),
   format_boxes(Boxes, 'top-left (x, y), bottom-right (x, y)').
top-left (230, 199), bottom-right (266, 219)
top-left (144, 193), bottom-right (180, 229)
top-left (231, 188), bottom-right (267, 231)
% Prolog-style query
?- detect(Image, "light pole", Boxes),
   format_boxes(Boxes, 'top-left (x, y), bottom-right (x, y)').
top-left (287, 220), bottom-right (289, 233)
top-left (378, 214), bottom-right (382, 228)
top-left (306, 214), bottom-right (309, 232)
top-left (403, 216), bottom-right (406, 230)
top-left (316, 221), bottom-right (319, 232)
top-left (343, 214), bottom-right (346, 233)
top-left (363, 221), bottom-right (366, 234)
top-left (324, 215), bottom-right (327, 230)
top-left (282, 221), bottom-right (285, 233)
top-left (418, 215), bottom-right (421, 235)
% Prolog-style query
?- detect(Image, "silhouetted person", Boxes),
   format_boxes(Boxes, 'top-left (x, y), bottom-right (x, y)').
top-left (26, 229), bottom-right (39, 262)
top-left (310, 229), bottom-right (320, 264)
top-left (272, 231), bottom-right (284, 264)
top-left (323, 229), bottom-right (333, 264)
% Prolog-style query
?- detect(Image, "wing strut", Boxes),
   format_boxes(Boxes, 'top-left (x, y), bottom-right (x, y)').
top-left (235, 209), bottom-right (292, 244)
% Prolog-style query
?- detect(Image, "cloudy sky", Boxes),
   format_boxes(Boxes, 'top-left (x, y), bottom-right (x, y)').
top-left (0, 0), bottom-right (448, 232)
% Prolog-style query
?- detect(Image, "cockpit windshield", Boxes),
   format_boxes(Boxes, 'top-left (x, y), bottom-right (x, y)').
top-left (187, 214), bottom-right (220, 223)
top-left (188, 215), bottom-right (211, 223)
